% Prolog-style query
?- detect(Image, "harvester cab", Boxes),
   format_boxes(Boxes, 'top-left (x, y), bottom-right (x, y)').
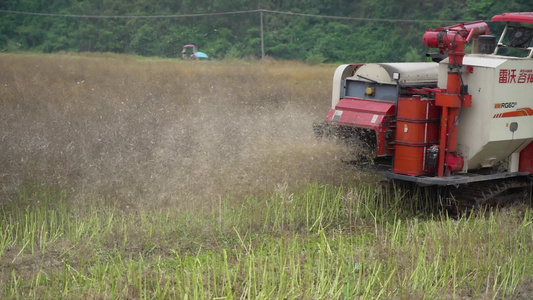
top-left (317, 12), bottom-right (533, 211)
top-left (492, 13), bottom-right (533, 57)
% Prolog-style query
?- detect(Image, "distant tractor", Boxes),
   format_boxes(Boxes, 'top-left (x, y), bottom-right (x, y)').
top-left (181, 44), bottom-right (208, 60)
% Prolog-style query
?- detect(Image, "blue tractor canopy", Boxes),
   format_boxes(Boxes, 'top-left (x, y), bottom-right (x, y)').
top-left (181, 44), bottom-right (209, 59)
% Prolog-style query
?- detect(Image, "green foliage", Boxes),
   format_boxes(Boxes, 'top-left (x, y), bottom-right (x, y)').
top-left (0, 0), bottom-right (532, 61)
top-left (127, 23), bottom-right (158, 56)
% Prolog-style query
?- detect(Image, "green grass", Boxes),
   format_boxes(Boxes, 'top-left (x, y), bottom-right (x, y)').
top-left (1, 184), bottom-right (532, 299)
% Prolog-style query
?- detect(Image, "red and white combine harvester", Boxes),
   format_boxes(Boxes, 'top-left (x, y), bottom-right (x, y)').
top-left (316, 12), bottom-right (533, 211)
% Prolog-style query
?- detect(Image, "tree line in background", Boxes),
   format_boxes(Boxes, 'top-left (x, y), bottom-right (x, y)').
top-left (0, 0), bottom-right (530, 63)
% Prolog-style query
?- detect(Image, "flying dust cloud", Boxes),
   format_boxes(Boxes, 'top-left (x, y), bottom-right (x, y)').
top-left (0, 54), bottom-right (359, 209)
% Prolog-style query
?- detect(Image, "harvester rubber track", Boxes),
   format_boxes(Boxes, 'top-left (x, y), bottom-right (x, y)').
top-left (447, 176), bottom-right (533, 214)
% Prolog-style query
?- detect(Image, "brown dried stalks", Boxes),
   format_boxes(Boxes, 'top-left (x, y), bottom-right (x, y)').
top-left (0, 53), bottom-right (355, 210)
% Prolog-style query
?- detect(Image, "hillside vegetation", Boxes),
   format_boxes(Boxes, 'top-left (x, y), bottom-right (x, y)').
top-left (1, 0), bottom-right (531, 62)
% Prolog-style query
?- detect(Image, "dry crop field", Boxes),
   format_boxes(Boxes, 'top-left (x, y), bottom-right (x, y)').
top-left (0, 53), bottom-right (353, 207)
top-left (0, 53), bottom-right (532, 299)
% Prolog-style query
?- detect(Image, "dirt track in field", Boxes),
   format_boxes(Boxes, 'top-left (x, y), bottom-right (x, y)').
top-left (0, 54), bottom-right (358, 209)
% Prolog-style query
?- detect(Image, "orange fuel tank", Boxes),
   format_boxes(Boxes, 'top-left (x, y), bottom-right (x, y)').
top-left (393, 96), bottom-right (440, 176)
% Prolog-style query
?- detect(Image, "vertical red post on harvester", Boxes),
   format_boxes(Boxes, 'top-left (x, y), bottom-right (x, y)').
top-left (422, 21), bottom-right (489, 176)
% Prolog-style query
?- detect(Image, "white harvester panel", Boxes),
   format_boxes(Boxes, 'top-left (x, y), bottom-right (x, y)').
top-left (351, 62), bottom-right (439, 85)
top-left (331, 62), bottom-right (438, 109)
top-left (439, 55), bottom-right (533, 170)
